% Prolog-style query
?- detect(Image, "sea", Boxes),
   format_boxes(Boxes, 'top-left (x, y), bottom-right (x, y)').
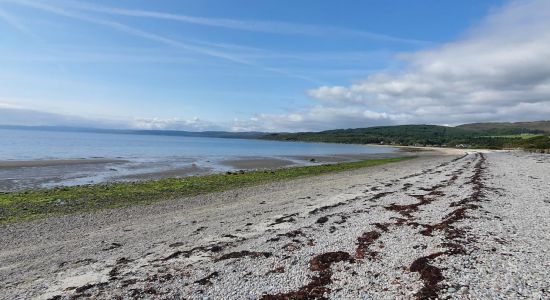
top-left (0, 128), bottom-right (397, 191)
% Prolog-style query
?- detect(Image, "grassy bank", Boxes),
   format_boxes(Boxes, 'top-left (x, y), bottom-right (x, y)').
top-left (0, 157), bottom-right (412, 225)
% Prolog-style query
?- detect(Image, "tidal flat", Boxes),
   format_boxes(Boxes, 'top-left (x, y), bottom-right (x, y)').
top-left (0, 157), bottom-right (411, 225)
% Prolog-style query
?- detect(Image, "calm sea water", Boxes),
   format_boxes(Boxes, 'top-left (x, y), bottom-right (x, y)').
top-left (0, 128), bottom-right (397, 190)
top-left (0, 128), bottom-right (394, 161)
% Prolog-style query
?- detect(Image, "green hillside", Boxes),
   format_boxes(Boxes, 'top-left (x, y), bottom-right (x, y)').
top-left (262, 122), bottom-right (550, 150)
top-left (264, 125), bottom-right (471, 145)
top-left (457, 121), bottom-right (550, 134)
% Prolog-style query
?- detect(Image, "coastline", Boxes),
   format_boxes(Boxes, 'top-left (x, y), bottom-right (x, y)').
top-left (0, 151), bottom-right (408, 192)
top-left (0, 144), bottom-right (490, 193)
top-left (1, 150), bottom-right (548, 299)
top-left (0, 156), bottom-right (414, 225)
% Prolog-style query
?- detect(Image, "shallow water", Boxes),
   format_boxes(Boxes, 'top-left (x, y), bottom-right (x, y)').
top-left (0, 128), bottom-right (397, 190)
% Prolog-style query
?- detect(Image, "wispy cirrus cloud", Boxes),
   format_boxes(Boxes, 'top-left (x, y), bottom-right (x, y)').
top-left (43, 0), bottom-right (430, 46)
top-left (0, 5), bottom-right (38, 38)
top-left (2, 0), bottom-right (321, 84)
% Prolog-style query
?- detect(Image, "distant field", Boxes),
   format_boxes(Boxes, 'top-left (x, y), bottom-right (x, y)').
top-left (0, 157), bottom-right (412, 225)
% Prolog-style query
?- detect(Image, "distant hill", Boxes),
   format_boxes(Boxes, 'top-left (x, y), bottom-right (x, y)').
top-left (457, 121), bottom-right (550, 134)
top-left (0, 125), bottom-right (265, 139)
top-left (262, 125), bottom-right (472, 145)
top-left (263, 125), bottom-right (476, 145)
top-left (261, 121), bottom-right (550, 150)
top-left (2, 122), bottom-right (549, 150)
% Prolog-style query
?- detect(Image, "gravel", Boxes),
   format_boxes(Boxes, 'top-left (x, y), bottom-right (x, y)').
top-left (0, 151), bottom-right (549, 300)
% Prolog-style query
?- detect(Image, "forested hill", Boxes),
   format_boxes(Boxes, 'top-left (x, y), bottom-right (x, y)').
top-left (261, 123), bottom-right (550, 150)
top-left (457, 121), bottom-right (550, 134)
top-left (3, 122), bottom-right (549, 150)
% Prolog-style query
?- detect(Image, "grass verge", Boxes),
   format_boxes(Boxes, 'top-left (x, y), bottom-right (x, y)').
top-left (0, 157), bottom-right (413, 225)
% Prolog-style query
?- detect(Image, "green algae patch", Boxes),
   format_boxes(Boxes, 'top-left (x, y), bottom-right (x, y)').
top-left (0, 157), bottom-right (413, 225)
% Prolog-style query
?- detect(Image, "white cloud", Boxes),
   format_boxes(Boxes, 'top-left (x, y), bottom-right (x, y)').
top-left (0, 106), bottom-right (225, 131)
top-left (131, 117), bottom-right (222, 131)
top-left (230, 106), bottom-right (407, 132)
top-left (248, 0), bottom-right (550, 131)
top-left (0, 101), bottom-right (24, 109)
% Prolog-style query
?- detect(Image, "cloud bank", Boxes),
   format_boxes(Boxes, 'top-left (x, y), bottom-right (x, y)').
top-left (0, 106), bottom-right (223, 132)
top-left (239, 0), bottom-right (550, 131)
top-left (0, 106), bottom-right (110, 128)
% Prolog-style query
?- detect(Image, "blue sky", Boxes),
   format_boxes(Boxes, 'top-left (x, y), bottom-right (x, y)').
top-left (1, 0), bottom-right (549, 132)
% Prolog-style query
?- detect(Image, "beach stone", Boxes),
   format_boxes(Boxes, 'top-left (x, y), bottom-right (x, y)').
top-left (1, 151), bottom-right (549, 299)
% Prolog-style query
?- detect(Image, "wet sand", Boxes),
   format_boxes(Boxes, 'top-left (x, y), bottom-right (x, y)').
top-left (0, 150), bottom-right (415, 192)
top-left (0, 159), bottom-right (129, 192)
top-left (220, 152), bottom-right (417, 169)
top-left (0, 158), bottom-right (127, 168)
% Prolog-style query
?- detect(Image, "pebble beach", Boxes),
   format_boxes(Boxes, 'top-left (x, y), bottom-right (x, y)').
top-left (0, 150), bottom-right (549, 299)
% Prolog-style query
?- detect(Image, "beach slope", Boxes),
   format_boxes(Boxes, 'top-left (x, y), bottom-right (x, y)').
top-left (0, 151), bottom-right (549, 299)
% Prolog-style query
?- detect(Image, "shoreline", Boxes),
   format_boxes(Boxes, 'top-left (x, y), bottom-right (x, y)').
top-left (0, 145), bottom-right (489, 193)
top-left (1, 151), bottom-right (548, 299)
top-left (0, 151), bottom-right (410, 192)
top-left (0, 156), bottom-right (415, 225)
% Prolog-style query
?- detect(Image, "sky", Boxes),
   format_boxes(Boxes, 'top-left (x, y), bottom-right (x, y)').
top-left (0, 0), bottom-right (548, 132)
